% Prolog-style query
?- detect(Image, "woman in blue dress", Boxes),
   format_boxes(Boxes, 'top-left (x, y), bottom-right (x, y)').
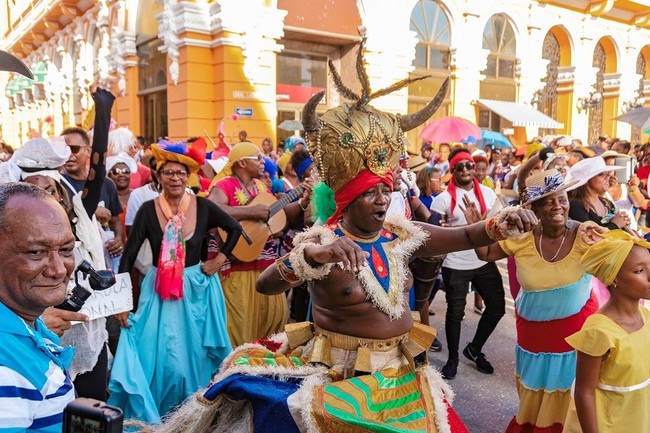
top-left (108, 139), bottom-right (242, 423)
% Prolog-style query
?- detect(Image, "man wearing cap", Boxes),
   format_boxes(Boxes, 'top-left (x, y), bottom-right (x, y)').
top-left (431, 147), bottom-right (504, 380)
top-left (209, 142), bottom-right (307, 346)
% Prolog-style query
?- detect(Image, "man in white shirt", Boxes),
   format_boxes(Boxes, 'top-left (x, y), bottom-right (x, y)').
top-left (431, 148), bottom-right (505, 380)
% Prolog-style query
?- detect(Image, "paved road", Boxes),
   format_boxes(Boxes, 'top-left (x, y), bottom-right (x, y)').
top-left (426, 259), bottom-right (518, 433)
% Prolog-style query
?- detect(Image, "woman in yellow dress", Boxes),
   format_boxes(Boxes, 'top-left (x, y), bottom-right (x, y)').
top-left (563, 230), bottom-right (650, 433)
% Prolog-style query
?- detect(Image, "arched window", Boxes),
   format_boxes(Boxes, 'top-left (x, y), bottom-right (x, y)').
top-left (410, 0), bottom-right (450, 70)
top-left (482, 14), bottom-right (516, 79)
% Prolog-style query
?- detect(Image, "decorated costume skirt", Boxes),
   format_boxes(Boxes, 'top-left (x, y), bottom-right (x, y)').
top-left (107, 264), bottom-right (232, 423)
top-left (146, 322), bottom-right (469, 433)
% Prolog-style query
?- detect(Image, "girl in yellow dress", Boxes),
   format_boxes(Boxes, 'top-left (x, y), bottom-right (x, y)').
top-left (563, 230), bottom-right (650, 433)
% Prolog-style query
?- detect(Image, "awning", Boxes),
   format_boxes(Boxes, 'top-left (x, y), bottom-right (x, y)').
top-left (476, 99), bottom-right (564, 129)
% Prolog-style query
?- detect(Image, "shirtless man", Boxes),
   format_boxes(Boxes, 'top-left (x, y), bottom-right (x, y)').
top-left (257, 182), bottom-right (536, 341)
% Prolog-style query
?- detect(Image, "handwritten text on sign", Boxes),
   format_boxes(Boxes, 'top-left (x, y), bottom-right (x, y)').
top-left (79, 273), bottom-right (133, 320)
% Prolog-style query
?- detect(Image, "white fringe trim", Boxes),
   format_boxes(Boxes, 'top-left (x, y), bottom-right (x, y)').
top-left (423, 366), bottom-right (455, 433)
top-left (296, 374), bottom-right (328, 433)
top-left (292, 217), bottom-right (428, 320)
top-left (290, 226), bottom-right (339, 281)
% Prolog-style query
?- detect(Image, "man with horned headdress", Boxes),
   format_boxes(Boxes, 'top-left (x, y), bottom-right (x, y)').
top-left (146, 39), bottom-right (537, 433)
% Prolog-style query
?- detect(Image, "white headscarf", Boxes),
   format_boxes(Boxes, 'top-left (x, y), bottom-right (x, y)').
top-left (106, 152), bottom-right (138, 174)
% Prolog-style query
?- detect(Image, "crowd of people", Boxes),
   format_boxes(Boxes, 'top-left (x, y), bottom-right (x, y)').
top-left (1, 47), bottom-right (649, 433)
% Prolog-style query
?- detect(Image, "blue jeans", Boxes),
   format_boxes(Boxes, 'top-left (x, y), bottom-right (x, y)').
top-left (441, 262), bottom-right (505, 359)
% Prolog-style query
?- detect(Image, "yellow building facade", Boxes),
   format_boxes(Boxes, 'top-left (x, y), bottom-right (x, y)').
top-left (2, 0), bottom-right (650, 151)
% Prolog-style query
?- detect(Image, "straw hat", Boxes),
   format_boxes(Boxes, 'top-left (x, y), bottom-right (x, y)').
top-left (524, 168), bottom-right (579, 205)
top-left (600, 150), bottom-right (628, 160)
top-left (407, 155), bottom-right (428, 172)
top-left (565, 157), bottom-right (624, 191)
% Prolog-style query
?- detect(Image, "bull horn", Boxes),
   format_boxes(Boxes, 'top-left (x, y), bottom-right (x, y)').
top-left (302, 91), bottom-right (325, 133)
top-left (400, 77), bottom-right (450, 131)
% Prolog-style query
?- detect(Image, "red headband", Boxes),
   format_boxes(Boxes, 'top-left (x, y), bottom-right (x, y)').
top-left (447, 151), bottom-right (487, 217)
top-left (449, 151), bottom-right (473, 170)
top-left (326, 169), bottom-right (393, 225)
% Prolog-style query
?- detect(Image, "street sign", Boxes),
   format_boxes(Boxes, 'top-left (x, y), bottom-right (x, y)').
top-left (235, 107), bottom-right (253, 117)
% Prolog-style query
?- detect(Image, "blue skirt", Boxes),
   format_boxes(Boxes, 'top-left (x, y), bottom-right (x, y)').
top-left (107, 264), bottom-right (232, 423)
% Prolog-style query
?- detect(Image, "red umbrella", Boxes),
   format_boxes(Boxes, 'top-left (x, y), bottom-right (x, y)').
top-left (419, 116), bottom-right (481, 143)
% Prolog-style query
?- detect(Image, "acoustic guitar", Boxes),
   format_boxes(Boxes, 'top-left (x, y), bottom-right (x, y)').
top-left (219, 185), bottom-right (305, 262)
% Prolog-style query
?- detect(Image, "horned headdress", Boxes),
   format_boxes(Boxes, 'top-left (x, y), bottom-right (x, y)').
top-left (303, 38), bottom-right (448, 222)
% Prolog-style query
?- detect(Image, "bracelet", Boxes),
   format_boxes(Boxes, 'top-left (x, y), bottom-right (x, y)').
top-left (484, 206), bottom-right (526, 241)
top-left (298, 199), bottom-right (308, 212)
top-left (276, 254), bottom-right (300, 283)
top-left (289, 242), bottom-right (333, 281)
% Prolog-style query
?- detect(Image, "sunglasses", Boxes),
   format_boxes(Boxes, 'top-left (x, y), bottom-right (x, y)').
top-left (109, 167), bottom-right (131, 176)
top-left (160, 169), bottom-right (189, 179)
top-left (453, 161), bottom-right (475, 172)
top-left (69, 145), bottom-right (90, 154)
top-left (240, 155), bottom-right (263, 162)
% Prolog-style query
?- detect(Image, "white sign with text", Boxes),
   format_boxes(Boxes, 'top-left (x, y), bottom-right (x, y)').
top-left (79, 273), bottom-right (133, 320)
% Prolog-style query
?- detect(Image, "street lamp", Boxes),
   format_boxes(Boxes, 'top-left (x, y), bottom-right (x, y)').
top-left (576, 88), bottom-right (602, 113)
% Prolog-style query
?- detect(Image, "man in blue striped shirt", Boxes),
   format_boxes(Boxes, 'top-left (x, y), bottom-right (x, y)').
top-left (0, 183), bottom-right (77, 432)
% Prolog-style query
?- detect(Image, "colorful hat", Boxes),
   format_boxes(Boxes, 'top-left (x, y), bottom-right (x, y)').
top-left (524, 168), bottom-right (578, 204)
top-left (151, 138), bottom-right (207, 173)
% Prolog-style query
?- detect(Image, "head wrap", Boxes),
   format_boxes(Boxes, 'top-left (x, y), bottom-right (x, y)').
top-left (106, 152), bottom-right (138, 174)
top-left (542, 153), bottom-right (569, 170)
top-left (447, 151), bottom-right (486, 216)
top-left (152, 138), bottom-right (207, 173)
top-left (284, 135), bottom-right (305, 153)
top-left (303, 37), bottom-right (449, 222)
top-left (326, 169), bottom-right (393, 225)
top-left (472, 154), bottom-right (489, 166)
top-left (277, 152), bottom-right (291, 174)
top-left (263, 157), bottom-right (278, 179)
top-left (294, 156), bottom-right (313, 180)
top-left (581, 230), bottom-right (650, 286)
top-left (220, 141), bottom-right (260, 177)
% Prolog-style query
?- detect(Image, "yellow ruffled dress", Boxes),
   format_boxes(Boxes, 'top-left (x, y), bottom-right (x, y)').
top-left (563, 307), bottom-right (650, 432)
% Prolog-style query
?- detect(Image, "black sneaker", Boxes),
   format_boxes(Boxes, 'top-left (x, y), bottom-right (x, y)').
top-left (463, 343), bottom-right (494, 374)
top-left (441, 358), bottom-right (459, 380)
top-left (429, 338), bottom-right (443, 352)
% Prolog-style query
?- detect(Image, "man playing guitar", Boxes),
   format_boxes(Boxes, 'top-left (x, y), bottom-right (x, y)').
top-left (208, 141), bottom-right (310, 346)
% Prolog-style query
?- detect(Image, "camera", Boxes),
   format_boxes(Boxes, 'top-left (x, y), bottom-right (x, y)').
top-left (63, 398), bottom-right (123, 433)
top-left (56, 260), bottom-right (116, 312)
